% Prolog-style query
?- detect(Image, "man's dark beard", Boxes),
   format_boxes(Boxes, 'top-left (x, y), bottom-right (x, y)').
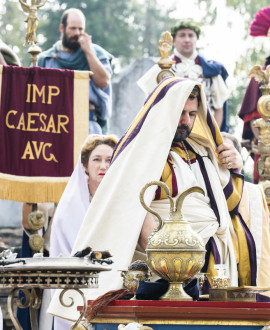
top-left (173, 125), bottom-right (191, 142)
top-left (62, 33), bottom-right (80, 51)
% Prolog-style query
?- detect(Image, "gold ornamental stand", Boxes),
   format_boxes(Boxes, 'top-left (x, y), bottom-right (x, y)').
top-left (248, 65), bottom-right (270, 208)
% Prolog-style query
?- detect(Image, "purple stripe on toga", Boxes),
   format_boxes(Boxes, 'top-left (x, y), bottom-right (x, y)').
top-left (111, 79), bottom-right (181, 164)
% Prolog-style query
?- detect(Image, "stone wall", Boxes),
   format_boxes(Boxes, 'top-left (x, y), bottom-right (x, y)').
top-left (0, 200), bottom-right (23, 249)
top-left (110, 57), bottom-right (156, 136)
top-left (0, 200), bottom-right (22, 228)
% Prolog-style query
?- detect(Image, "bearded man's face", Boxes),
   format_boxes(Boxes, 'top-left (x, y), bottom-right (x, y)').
top-left (61, 12), bottom-right (85, 51)
top-left (173, 97), bottom-right (198, 142)
top-left (173, 124), bottom-right (192, 142)
top-left (62, 30), bottom-right (80, 51)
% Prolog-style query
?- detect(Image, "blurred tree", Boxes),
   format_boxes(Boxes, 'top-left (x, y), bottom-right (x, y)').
top-left (229, 45), bottom-right (268, 122)
top-left (36, 0), bottom-right (177, 67)
top-left (0, 0), bottom-right (176, 67)
top-left (193, 0), bottom-right (270, 132)
top-left (226, 0), bottom-right (270, 30)
top-left (222, 0), bottom-right (270, 126)
top-left (196, 0), bottom-right (270, 29)
top-left (1, 0), bottom-right (269, 72)
top-left (195, 0), bottom-right (269, 180)
top-left (0, 0), bottom-right (31, 66)
top-left (140, 0), bottom-right (176, 57)
top-left (194, 0), bottom-right (270, 96)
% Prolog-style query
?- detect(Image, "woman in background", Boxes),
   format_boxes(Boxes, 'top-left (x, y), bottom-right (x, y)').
top-left (49, 134), bottom-right (118, 258)
top-left (45, 134), bottom-right (118, 330)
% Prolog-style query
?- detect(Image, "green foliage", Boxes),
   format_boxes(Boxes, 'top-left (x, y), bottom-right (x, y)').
top-left (0, 0), bottom-right (32, 66)
top-left (228, 84), bottom-right (246, 126)
top-left (194, 0), bottom-right (270, 133)
top-left (229, 44), bottom-right (268, 130)
top-left (226, 0), bottom-right (270, 32)
top-left (1, 0), bottom-right (270, 80)
top-left (0, 0), bottom-right (177, 67)
top-left (195, 0), bottom-right (218, 26)
top-left (37, 0), bottom-right (177, 67)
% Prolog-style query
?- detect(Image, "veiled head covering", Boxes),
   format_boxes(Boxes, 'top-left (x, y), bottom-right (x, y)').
top-left (249, 6), bottom-right (270, 37)
top-left (49, 142), bottom-right (89, 258)
top-left (49, 134), bottom-right (117, 258)
top-left (113, 77), bottom-right (222, 164)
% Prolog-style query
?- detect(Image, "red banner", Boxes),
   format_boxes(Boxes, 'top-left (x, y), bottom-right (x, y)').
top-left (0, 65), bottom-right (89, 202)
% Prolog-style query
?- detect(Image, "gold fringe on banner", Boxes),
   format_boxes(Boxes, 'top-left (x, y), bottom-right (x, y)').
top-left (0, 174), bottom-right (68, 203)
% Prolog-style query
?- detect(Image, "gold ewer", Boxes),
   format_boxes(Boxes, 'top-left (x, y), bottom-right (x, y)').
top-left (140, 181), bottom-right (206, 301)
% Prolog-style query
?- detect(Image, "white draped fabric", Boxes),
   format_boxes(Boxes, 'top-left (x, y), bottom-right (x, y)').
top-left (49, 155), bottom-right (89, 258)
top-left (151, 147), bottom-right (237, 285)
top-left (48, 78), bottom-right (235, 322)
top-left (239, 181), bottom-right (270, 288)
top-left (48, 147), bottom-right (90, 329)
top-left (0, 308), bottom-right (2, 330)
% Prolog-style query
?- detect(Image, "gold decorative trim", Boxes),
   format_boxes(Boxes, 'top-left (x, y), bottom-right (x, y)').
top-left (73, 70), bottom-right (91, 168)
top-left (92, 318), bottom-right (134, 324)
top-left (92, 318), bottom-right (270, 326)
top-left (140, 320), bottom-right (270, 326)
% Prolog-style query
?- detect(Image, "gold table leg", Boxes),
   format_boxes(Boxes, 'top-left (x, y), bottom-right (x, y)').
top-left (7, 287), bottom-right (87, 329)
top-left (7, 287), bottom-right (42, 330)
top-left (59, 288), bottom-right (87, 329)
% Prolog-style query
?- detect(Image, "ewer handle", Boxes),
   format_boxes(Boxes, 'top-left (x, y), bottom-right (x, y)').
top-left (139, 181), bottom-right (174, 232)
top-left (174, 186), bottom-right (205, 220)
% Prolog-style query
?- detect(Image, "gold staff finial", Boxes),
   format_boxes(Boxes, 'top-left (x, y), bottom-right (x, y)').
top-left (18, 0), bottom-right (47, 66)
top-left (248, 64), bottom-right (270, 210)
top-left (248, 65), bottom-right (270, 86)
top-left (19, 0), bottom-right (47, 46)
top-left (156, 31), bottom-right (175, 84)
